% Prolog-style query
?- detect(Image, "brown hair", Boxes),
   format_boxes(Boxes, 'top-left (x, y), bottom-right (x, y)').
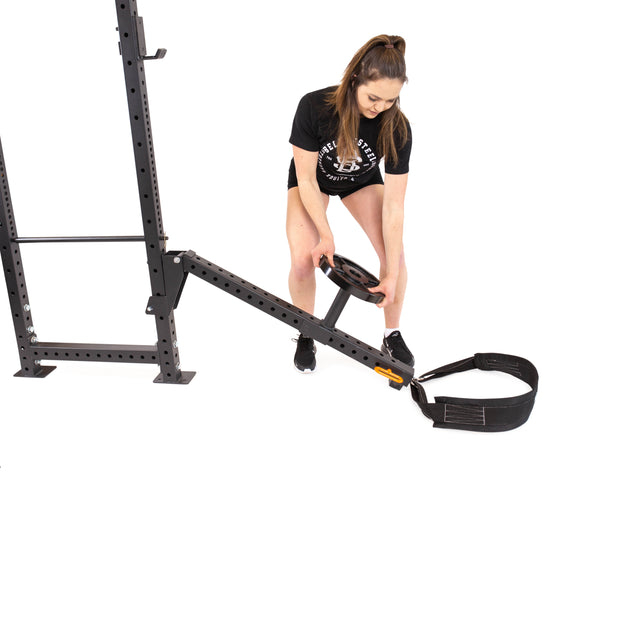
top-left (326, 35), bottom-right (409, 166)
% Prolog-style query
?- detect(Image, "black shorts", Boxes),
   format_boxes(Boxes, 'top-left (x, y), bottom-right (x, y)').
top-left (287, 158), bottom-right (384, 200)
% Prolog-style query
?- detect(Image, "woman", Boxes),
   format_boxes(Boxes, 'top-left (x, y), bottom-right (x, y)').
top-left (287, 34), bottom-right (414, 373)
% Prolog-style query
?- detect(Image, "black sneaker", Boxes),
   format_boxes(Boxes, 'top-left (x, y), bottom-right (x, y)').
top-left (293, 335), bottom-right (316, 372)
top-left (381, 330), bottom-right (415, 367)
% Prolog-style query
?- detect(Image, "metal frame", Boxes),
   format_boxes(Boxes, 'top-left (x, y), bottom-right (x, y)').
top-left (0, 0), bottom-right (414, 389)
top-left (0, 140), bottom-right (56, 379)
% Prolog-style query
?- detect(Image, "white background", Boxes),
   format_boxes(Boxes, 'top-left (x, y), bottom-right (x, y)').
top-left (1, 1), bottom-right (638, 638)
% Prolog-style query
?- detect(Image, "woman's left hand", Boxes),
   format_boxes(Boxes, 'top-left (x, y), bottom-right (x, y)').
top-left (368, 275), bottom-right (398, 309)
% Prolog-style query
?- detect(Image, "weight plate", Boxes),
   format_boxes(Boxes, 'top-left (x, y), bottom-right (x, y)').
top-left (319, 254), bottom-right (384, 303)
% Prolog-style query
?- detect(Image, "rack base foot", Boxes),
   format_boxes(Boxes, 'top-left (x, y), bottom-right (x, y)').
top-left (153, 370), bottom-right (196, 385)
top-left (14, 366), bottom-right (57, 379)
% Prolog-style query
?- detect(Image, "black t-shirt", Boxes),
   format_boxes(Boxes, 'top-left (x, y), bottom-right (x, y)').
top-left (289, 86), bottom-right (411, 195)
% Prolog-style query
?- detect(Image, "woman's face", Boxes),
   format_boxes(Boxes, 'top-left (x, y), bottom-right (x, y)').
top-left (355, 77), bottom-right (404, 118)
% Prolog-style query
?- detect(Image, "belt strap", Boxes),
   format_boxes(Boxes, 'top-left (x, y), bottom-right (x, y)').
top-left (410, 353), bottom-right (539, 432)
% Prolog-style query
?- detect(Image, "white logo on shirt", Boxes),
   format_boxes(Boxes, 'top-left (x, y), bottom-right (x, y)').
top-left (333, 155), bottom-right (363, 174)
top-left (317, 138), bottom-right (377, 183)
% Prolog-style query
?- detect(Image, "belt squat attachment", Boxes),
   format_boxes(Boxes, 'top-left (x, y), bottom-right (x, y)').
top-left (410, 353), bottom-right (539, 432)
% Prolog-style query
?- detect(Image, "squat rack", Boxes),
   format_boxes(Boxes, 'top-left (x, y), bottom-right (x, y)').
top-left (0, 0), bottom-right (414, 388)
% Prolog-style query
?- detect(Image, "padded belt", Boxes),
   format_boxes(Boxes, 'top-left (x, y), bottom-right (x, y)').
top-left (410, 353), bottom-right (539, 432)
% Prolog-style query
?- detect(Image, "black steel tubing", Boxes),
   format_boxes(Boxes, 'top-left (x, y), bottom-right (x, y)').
top-left (29, 342), bottom-right (159, 363)
top-left (321, 288), bottom-right (351, 329)
top-left (115, 0), bottom-right (192, 384)
top-left (1, 138), bottom-right (55, 378)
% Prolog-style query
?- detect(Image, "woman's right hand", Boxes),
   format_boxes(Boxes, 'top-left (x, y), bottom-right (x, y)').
top-left (311, 235), bottom-right (336, 268)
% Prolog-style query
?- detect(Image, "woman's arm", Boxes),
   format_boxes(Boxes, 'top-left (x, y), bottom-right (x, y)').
top-left (369, 172), bottom-right (408, 307)
top-left (292, 145), bottom-right (335, 267)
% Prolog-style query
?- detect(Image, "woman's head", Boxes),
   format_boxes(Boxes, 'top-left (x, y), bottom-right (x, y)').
top-left (328, 35), bottom-right (409, 165)
top-left (349, 36), bottom-right (407, 118)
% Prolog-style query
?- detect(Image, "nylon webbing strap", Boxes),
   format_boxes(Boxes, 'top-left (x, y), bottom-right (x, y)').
top-left (410, 353), bottom-right (539, 432)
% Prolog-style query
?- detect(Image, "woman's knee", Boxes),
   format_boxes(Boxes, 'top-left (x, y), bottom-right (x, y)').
top-left (290, 251), bottom-right (315, 281)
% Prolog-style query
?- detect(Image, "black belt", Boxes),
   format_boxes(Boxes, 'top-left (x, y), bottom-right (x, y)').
top-left (410, 353), bottom-right (539, 432)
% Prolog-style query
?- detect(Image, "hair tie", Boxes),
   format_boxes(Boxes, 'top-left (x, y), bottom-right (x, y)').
top-left (384, 44), bottom-right (394, 49)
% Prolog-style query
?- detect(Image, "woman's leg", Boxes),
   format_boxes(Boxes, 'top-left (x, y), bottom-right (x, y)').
top-left (286, 186), bottom-right (330, 315)
top-left (341, 184), bottom-right (408, 328)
